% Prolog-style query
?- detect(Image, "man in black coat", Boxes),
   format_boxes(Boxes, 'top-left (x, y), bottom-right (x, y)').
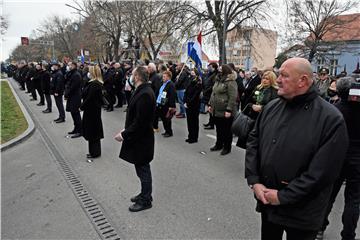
top-left (241, 67), bottom-right (261, 111)
top-left (148, 62), bottom-right (162, 130)
top-left (103, 63), bottom-right (116, 112)
top-left (174, 63), bottom-right (190, 118)
top-left (51, 62), bottom-right (66, 123)
top-left (19, 61), bottom-right (29, 91)
top-left (115, 66), bottom-right (156, 212)
top-left (65, 62), bottom-right (82, 137)
top-left (26, 63), bottom-right (37, 100)
top-left (245, 58), bottom-right (349, 240)
top-left (41, 63), bottom-right (52, 113)
top-left (113, 63), bottom-right (125, 108)
top-left (33, 63), bottom-right (45, 106)
top-left (318, 76), bottom-right (360, 240)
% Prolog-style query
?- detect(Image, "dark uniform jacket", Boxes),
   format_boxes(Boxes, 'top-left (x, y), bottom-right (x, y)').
top-left (202, 71), bottom-right (218, 104)
top-left (65, 69), bottom-right (82, 112)
top-left (245, 85), bottom-right (349, 230)
top-left (50, 70), bottom-right (65, 95)
top-left (80, 80), bottom-right (104, 141)
top-left (175, 69), bottom-right (190, 90)
top-left (241, 74), bottom-right (261, 110)
top-left (120, 83), bottom-right (156, 165)
top-left (149, 71), bottom-right (162, 98)
top-left (41, 70), bottom-right (51, 95)
top-left (184, 77), bottom-right (202, 110)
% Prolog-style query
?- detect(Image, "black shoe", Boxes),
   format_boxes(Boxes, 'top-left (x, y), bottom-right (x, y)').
top-left (43, 109), bottom-right (51, 113)
top-left (161, 132), bottom-right (166, 136)
top-left (129, 202), bottom-right (152, 212)
top-left (187, 139), bottom-right (198, 144)
top-left (86, 154), bottom-right (100, 159)
top-left (68, 130), bottom-right (76, 134)
top-left (204, 126), bottom-right (214, 130)
top-left (115, 105), bottom-right (122, 108)
top-left (37, 102), bottom-right (45, 106)
top-left (20, 87), bottom-right (25, 90)
top-left (55, 119), bottom-right (65, 123)
top-left (203, 123), bottom-right (210, 127)
top-left (30, 98), bottom-right (37, 101)
top-left (220, 149), bottom-right (231, 155)
top-left (130, 194), bottom-right (153, 203)
top-left (163, 133), bottom-right (173, 138)
top-left (70, 133), bottom-right (82, 138)
top-left (54, 118), bottom-right (61, 122)
top-left (106, 108), bottom-right (113, 112)
top-left (185, 139), bottom-right (189, 142)
top-left (210, 145), bottom-right (222, 151)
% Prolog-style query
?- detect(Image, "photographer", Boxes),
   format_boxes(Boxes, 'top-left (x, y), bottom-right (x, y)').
top-left (318, 76), bottom-right (360, 240)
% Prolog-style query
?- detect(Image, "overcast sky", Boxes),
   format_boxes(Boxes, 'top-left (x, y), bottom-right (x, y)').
top-left (1, 0), bottom-right (357, 62)
top-left (1, 0), bottom-right (75, 61)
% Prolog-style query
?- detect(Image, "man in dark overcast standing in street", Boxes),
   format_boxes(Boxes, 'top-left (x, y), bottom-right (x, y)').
top-left (115, 66), bottom-right (156, 212)
top-left (245, 57), bottom-right (349, 240)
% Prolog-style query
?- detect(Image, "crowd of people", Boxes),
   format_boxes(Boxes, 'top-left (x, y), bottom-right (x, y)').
top-left (5, 57), bottom-right (360, 239)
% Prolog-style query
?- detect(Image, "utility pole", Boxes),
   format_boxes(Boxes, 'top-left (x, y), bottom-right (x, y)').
top-left (222, 0), bottom-right (227, 65)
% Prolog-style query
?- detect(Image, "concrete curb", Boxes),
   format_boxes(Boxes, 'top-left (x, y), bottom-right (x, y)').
top-left (0, 78), bottom-right (35, 152)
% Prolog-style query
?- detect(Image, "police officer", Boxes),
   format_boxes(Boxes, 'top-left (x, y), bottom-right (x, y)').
top-left (315, 67), bottom-right (331, 99)
top-left (51, 62), bottom-right (66, 123)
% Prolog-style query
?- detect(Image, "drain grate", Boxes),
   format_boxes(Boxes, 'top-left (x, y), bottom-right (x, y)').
top-left (15, 81), bottom-right (122, 240)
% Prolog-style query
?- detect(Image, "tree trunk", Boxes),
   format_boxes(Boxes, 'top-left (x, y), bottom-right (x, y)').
top-left (113, 39), bottom-right (120, 62)
top-left (217, 29), bottom-right (226, 65)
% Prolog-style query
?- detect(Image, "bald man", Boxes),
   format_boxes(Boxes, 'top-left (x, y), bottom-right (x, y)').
top-left (245, 58), bottom-right (349, 239)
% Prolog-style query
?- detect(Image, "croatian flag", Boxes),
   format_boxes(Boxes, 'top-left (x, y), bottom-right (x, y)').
top-left (80, 49), bottom-right (85, 64)
top-left (188, 32), bottom-right (202, 76)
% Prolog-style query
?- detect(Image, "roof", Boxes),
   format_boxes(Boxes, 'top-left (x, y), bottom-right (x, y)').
top-left (317, 13), bottom-right (360, 42)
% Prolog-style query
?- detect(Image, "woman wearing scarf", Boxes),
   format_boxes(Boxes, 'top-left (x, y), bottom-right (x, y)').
top-left (156, 70), bottom-right (176, 137)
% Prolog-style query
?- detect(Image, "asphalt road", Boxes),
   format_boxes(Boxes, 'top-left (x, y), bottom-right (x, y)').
top-left (2, 78), bottom-right (358, 239)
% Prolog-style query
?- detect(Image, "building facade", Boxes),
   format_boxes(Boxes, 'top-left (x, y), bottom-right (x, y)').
top-left (225, 26), bottom-right (277, 70)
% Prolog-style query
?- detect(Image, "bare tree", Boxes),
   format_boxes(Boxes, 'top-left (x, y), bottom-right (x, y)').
top-left (67, 0), bottom-right (124, 61)
top-left (188, 0), bottom-right (269, 64)
top-left (1, 15), bottom-right (9, 35)
top-left (122, 1), bottom-right (197, 60)
top-left (286, 0), bottom-right (358, 63)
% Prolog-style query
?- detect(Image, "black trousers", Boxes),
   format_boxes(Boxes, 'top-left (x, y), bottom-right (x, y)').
top-left (214, 116), bottom-right (233, 150)
top-left (261, 212), bottom-right (318, 240)
top-left (36, 85), bottom-right (44, 104)
top-left (30, 81), bottom-right (37, 100)
top-left (158, 107), bottom-right (172, 135)
top-left (70, 111), bottom-right (82, 133)
top-left (115, 85), bottom-right (123, 107)
top-left (88, 139), bottom-right (101, 157)
top-left (186, 107), bottom-right (199, 141)
top-left (321, 147), bottom-right (360, 240)
top-left (125, 90), bottom-right (132, 105)
top-left (54, 95), bottom-right (65, 120)
top-left (44, 94), bottom-right (52, 110)
top-left (207, 114), bottom-right (215, 127)
top-left (135, 163), bottom-right (152, 203)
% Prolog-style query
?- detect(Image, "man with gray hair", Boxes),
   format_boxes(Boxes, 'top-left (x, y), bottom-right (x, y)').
top-left (245, 58), bottom-right (349, 239)
top-left (115, 66), bottom-right (156, 212)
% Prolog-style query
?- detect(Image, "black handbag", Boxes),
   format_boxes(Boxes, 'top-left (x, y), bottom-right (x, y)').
top-left (231, 104), bottom-right (255, 148)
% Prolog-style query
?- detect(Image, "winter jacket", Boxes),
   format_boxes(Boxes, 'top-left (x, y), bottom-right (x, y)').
top-left (209, 71), bottom-right (238, 117)
top-left (245, 85), bottom-right (349, 230)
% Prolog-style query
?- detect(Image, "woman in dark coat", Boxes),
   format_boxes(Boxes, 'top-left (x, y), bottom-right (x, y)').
top-left (116, 66), bottom-right (156, 212)
top-left (80, 65), bottom-right (104, 159)
top-left (184, 68), bottom-right (202, 143)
